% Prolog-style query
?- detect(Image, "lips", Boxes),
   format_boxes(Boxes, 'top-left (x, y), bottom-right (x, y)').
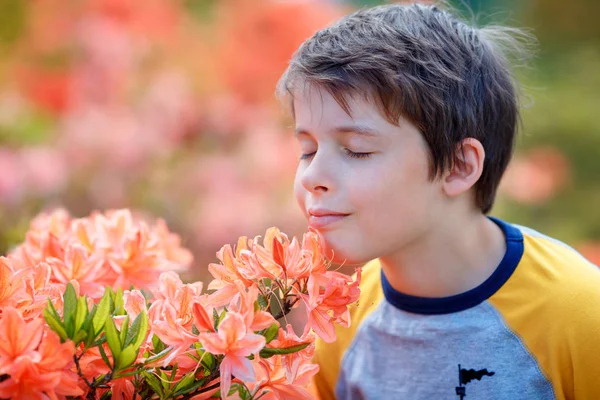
top-left (307, 208), bottom-right (350, 229)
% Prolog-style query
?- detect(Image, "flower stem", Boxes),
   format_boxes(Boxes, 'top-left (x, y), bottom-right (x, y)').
top-left (272, 297), bottom-right (300, 320)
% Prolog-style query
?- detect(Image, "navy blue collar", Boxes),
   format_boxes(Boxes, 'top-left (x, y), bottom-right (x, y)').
top-left (381, 217), bottom-right (524, 315)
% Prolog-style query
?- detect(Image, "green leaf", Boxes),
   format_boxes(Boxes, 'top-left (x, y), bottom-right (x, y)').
top-left (115, 344), bottom-right (137, 371)
top-left (93, 290), bottom-right (111, 336)
top-left (217, 310), bottom-right (227, 326)
top-left (45, 298), bottom-right (61, 320)
top-left (113, 288), bottom-right (125, 315)
top-left (82, 305), bottom-right (97, 348)
top-left (73, 329), bottom-right (88, 345)
top-left (151, 334), bottom-right (166, 354)
top-left (212, 308), bottom-right (220, 331)
top-left (82, 304), bottom-right (96, 331)
top-left (84, 322), bottom-right (96, 348)
top-left (173, 378), bottom-right (209, 397)
top-left (104, 317), bottom-right (122, 364)
top-left (141, 371), bottom-right (164, 397)
top-left (228, 383), bottom-right (250, 398)
top-left (259, 342), bottom-right (311, 359)
top-left (143, 347), bottom-right (173, 365)
top-left (257, 294), bottom-right (269, 310)
top-left (159, 369), bottom-right (171, 391)
top-left (125, 311), bottom-right (148, 350)
top-left (192, 348), bottom-right (215, 371)
top-left (119, 315), bottom-right (130, 347)
top-left (43, 307), bottom-right (68, 341)
top-left (200, 351), bottom-right (215, 371)
top-left (74, 296), bottom-right (88, 333)
top-left (98, 344), bottom-right (112, 369)
top-left (260, 323), bottom-right (280, 344)
top-left (170, 364), bottom-right (179, 382)
top-left (63, 283), bottom-right (78, 337)
top-left (99, 391), bottom-right (112, 400)
top-left (172, 371), bottom-right (195, 395)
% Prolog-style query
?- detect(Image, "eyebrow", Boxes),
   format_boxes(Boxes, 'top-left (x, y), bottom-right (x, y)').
top-left (294, 125), bottom-right (380, 137)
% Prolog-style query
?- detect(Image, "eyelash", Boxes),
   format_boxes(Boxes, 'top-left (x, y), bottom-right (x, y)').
top-left (300, 149), bottom-right (372, 160)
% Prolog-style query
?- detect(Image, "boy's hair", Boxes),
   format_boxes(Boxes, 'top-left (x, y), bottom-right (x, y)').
top-left (277, 2), bottom-right (534, 214)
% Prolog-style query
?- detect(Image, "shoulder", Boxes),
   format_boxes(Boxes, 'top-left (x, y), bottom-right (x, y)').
top-left (311, 259), bottom-right (385, 400)
top-left (489, 224), bottom-right (600, 398)
top-left (520, 225), bottom-right (600, 310)
top-left (492, 222), bottom-right (600, 325)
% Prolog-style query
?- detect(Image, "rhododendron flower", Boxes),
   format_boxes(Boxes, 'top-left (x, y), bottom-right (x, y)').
top-left (268, 324), bottom-right (315, 384)
top-left (207, 243), bottom-right (255, 306)
top-left (302, 269), bottom-right (361, 343)
top-left (0, 257), bottom-right (26, 309)
top-left (246, 228), bottom-right (311, 282)
top-left (46, 243), bottom-right (107, 299)
top-left (0, 207), bottom-right (361, 398)
top-left (0, 308), bottom-right (45, 373)
top-left (0, 308), bottom-right (82, 399)
top-left (198, 312), bottom-right (266, 398)
top-left (229, 283), bottom-right (275, 332)
top-left (249, 356), bottom-right (319, 400)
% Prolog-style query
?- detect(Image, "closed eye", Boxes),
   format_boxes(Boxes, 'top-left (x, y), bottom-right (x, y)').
top-left (300, 152), bottom-right (316, 160)
top-left (345, 149), bottom-right (372, 159)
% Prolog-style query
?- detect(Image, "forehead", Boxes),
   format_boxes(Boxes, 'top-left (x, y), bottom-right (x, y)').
top-left (291, 84), bottom-right (390, 133)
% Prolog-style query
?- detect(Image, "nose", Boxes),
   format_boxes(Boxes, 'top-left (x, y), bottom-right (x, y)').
top-left (299, 150), bottom-right (333, 194)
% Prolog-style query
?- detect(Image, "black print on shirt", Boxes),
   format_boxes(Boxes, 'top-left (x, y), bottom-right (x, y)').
top-left (455, 364), bottom-right (495, 399)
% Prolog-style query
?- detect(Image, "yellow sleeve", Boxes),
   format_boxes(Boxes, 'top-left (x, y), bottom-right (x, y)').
top-left (489, 233), bottom-right (600, 399)
top-left (310, 260), bottom-right (384, 400)
top-left (569, 301), bottom-right (600, 399)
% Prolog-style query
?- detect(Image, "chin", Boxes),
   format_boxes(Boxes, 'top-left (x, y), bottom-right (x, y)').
top-left (319, 238), bottom-right (372, 267)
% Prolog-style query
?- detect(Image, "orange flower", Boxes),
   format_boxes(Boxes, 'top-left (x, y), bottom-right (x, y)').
top-left (251, 356), bottom-right (318, 400)
top-left (47, 243), bottom-right (107, 299)
top-left (0, 257), bottom-right (27, 310)
top-left (229, 283), bottom-right (275, 332)
top-left (267, 324), bottom-right (315, 384)
top-left (198, 312), bottom-right (266, 398)
top-left (0, 308), bottom-right (44, 373)
top-left (0, 308), bottom-right (82, 399)
top-left (207, 244), bottom-right (254, 306)
top-left (149, 272), bottom-right (207, 366)
top-left (249, 228), bottom-right (312, 281)
top-left (301, 269), bottom-right (361, 343)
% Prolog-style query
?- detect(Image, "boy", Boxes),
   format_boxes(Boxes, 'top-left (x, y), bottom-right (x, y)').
top-left (276, 3), bottom-right (600, 400)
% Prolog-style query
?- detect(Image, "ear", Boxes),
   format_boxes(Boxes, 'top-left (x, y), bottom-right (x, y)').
top-left (442, 138), bottom-right (485, 198)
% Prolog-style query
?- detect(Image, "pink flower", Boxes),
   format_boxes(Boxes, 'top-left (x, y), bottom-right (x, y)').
top-left (0, 308), bottom-right (82, 399)
top-left (198, 312), bottom-right (266, 399)
top-left (207, 244), bottom-right (254, 307)
top-left (268, 324), bottom-right (315, 384)
top-left (0, 257), bottom-right (27, 310)
top-left (250, 356), bottom-right (318, 400)
top-left (47, 243), bottom-right (107, 299)
top-left (229, 283), bottom-right (275, 332)
top-left (302, 269), bottom-right (361, 343)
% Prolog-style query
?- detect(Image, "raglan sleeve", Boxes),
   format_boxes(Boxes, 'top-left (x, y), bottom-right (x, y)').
top-left (564, 289), bottom-right (600, 399)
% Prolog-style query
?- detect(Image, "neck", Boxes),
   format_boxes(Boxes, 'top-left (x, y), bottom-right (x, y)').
top-left (379, 213), bottom-right (506, 298)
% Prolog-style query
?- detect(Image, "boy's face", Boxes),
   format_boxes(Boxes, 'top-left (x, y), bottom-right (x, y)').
top-left (293, 86), bottom-right (443, 265)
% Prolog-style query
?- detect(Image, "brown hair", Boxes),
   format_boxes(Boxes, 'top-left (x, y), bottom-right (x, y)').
top-left (277, 3), bottom-right (534, 213)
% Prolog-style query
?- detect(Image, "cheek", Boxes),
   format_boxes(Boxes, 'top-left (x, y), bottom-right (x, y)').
top-left (356, 152), bottom-right (433, 226)
top-left (293, 166), bottom-right (306, 209)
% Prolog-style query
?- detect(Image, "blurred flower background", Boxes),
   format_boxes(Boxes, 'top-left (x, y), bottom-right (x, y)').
top-left (0, 0), bottom-right (598, 282)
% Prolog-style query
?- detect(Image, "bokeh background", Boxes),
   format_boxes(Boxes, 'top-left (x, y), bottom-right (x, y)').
top-left (0, 0), bottom-right (598, 283)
